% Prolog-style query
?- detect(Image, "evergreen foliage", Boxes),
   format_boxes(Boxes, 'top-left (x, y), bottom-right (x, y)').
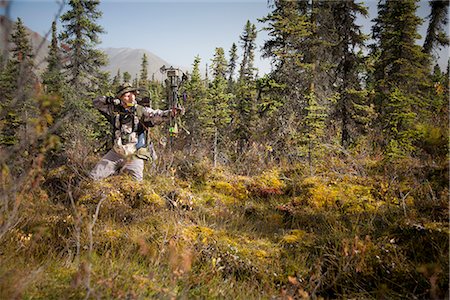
top-left (238, 20), bottom-right (257, 81)
top-left (328, 1), bottom-right (373, 147)
top-left (139, 53), bottom-right (149, 88)
top-left (59, 0), bottom-right (107, 91)
top-left (0, 18), bottom-right (37, 146)
top-left (42, 21), bottom-right (64, 94)
top-left (372, 0), bottom-right (432, 157)
top-left (261, 0), bottom-right (334, 157)
top-left (184, 56), bottom-right (207, 148)
top-left (423, 0), bottom-right (449, 55)
top-left (201, 48), bottom-right (233, 166)
top-left (123, 71), bottom-right (131, 83)
top-left (300, 90), bottom-right (326, 172)
top-left (111, 69), bottom-right (121, 92)
top-left (233, 21), bottom-right (259, 155)
top-left (227, 42), bottom-right (238, 90)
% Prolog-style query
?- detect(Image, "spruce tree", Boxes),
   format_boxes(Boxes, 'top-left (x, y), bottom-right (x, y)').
top-left (329, 1), bottom-right (374, 147)
top-left (372, 0), bottom-right (430, 97)
top-left (301, 91), bottom-right (326, 173)
top-left (384, 88), bottom-right (417, 159)
top-left (261, 0), bottom-right (330, 159)
top-left (372, 0), bottom-right (431, 156)
top-left (57, 0), bottom-right (111, 163)
top-left (234, 80), bottom-right (257, 155)
top-left (123, 71), bottom-right (131, 83)
top-left (423, 0), bottom-right (449, 55)
top-left (42, 21), bottom-right (63, 94)
top-left (227, 43), bottom-right (238, 90)
top-left (200, 48), bottom-right (233, 166)
top-left (111, 69), bottom-right (121, 92)
top-left (184, 56), bottom-right (207, 148)
top-left (0, 18), bottom-right (37, 146)
top-left (139, 53), bottom-right (149, 88)
top-left (0, 18), bottom-right (35, 101)
top-left (59, 0), bottom-right (107, 91)
top-left (234, 21), bottom-right (259, 155)
top-left (239, 20), bottom-right (257, 81)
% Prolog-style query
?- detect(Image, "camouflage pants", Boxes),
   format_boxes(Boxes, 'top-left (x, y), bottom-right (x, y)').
top-left (89, 149), bottom-right (144, 181)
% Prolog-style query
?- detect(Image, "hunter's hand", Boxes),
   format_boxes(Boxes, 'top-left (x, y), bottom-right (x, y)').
top-left (171, 107), bottom-right (185, 117)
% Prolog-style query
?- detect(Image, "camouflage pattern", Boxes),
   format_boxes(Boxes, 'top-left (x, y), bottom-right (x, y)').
top-left (89, 95), bottom-right (172, 181)
top-left (116, 82), bottom-right (138, 98)
top-left (89, 149), bottom-right (144, 181)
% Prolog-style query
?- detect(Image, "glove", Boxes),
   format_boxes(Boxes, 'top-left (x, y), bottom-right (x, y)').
top-left (106, 96), bottom-right (121, 106)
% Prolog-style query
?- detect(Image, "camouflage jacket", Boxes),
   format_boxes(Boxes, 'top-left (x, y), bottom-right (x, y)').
top-left (93, 96), bottom-right (171, 157)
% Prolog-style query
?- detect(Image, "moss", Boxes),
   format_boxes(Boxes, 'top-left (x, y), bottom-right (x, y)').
top-left (281, 229), bottom-right (307, 244)
top-left (2, 157), bottom-right (448, 299)
top-left (249, 168), bottom-right (286, 197)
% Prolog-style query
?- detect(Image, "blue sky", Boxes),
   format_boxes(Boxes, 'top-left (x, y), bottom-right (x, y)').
top-left (4, 0), bottom-right (449, 76)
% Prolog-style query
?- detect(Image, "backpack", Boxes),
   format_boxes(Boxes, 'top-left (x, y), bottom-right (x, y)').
top-left (111, 104), bottom-right (156, 161)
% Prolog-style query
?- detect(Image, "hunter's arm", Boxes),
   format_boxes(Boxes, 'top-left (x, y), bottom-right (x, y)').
top-left (141, 107), bottom-right (172, 125)
top-left (93, 96), bottom-right (113, 116)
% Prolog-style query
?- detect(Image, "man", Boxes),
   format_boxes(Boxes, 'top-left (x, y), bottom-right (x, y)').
top-left (89, 83), bottom-right (179, 181)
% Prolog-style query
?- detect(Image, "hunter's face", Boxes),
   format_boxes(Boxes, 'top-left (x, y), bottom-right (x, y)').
top-left (121, 91), bottom-right (136, 107)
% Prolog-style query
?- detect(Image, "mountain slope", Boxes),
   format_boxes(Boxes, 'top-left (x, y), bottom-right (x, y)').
top-left (101, 47), bottom-right (173, 82)
top-left (0, 17), bottom-right (178, 81)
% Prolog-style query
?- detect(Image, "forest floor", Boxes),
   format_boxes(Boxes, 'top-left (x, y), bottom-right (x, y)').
top-left (0, 155), bottom-right (448, 299)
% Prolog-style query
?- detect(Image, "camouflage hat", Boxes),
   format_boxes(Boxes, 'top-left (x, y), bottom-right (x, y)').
top-left (116, 82), bottom-right (138, 98)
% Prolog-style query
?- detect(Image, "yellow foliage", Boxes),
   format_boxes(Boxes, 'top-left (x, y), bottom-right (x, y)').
top-left (209, 181), bottom-right (234, 195)
top-left (206, 168), bottom-right (286, 200)
top-left (300, 175), bottom-right (379, 212)
top-left (183, 225), bottom-right (216, 244)
top-left (250, 169), bottom-right (286, 197)
top-left (102, 228), bottom-right (124, 239)
top-left (142, 192), bottom-right (165, 207)
top-left (423, 222), bottom-right (450, 234)
top-left (282, 229), bottom-right (306, 244)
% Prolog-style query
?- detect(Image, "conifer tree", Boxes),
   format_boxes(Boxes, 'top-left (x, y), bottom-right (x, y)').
top-left (57, 1), bottom-right (111, 162)
top-left (227, 43), bottom-right (238, 89)
top-left (139, 53), bottom-right (149, 88)
top-left (211, 47), bottom-right (228, 79)
top-left (329, 1), bottom-right (374, 147)
top-left (239, 20), bottom-right (257, 81)
top-left (261, 0), bottom-right (328, 158)
top-left (372, 0), bottom-right (430, 98)
top-left (384, 88), bottom-right (417, 158)
top-left (204, 63), bottom-right (209, 86)
top-left (59, 0), bottom-right (107, 91)
top-left (0, 18), bottom-right (36, 146)
top-left (111, 69), bottom-right (121, 92)
top-left (42, 21), bottom-right (63, 94)
top-left (0, 18), bottom-right (35, 100)
top-left (200, 48), bottom-right (233, 166)
top-left (123, 71), bottom-right (131, 83)
top-left (372, 0), bottom-right (431, 156)
top-left (233, 21), bottom-right (259, 155)
top-left (234, 79), bottom-right (257, 155)
top-left (423, 0), bottom-right (449, 55)
top-left (301, 91), bottom-right (326, 173)
top-left (184, 56), bottom-right (207, 148)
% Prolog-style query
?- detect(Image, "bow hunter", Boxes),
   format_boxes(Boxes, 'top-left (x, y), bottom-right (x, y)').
top-left (89, 82), bottom-right (182, 181)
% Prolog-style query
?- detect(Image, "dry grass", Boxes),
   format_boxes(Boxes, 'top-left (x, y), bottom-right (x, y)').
top-left (0, 153), bottom-right (448, 299)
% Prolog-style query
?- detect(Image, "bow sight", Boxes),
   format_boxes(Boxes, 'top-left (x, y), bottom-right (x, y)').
top-left (160, 65), bottom-right (188, 144)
